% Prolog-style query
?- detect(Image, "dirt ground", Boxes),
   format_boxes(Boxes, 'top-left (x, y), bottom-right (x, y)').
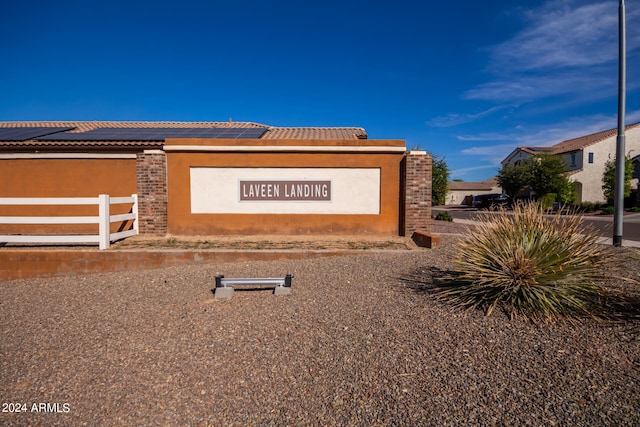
top-left (108, 219), bottom-right (469, 251)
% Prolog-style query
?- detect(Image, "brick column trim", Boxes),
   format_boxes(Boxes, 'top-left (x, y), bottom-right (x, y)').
top-left (136, 150), bottom-right (168, 236)
top-left (402, 151), bottom-right (432, 236)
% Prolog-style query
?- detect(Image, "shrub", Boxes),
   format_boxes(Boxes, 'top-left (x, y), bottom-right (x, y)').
top-left (435, 211), bottom-right (453, 222)
top-left (436, 202), bottom-right (610, 322)
top-left (540, 193), bottom-right (557, 210)
top-left (576, 202), bottom-right (597, 213)
top-left (601, 205), bottom-right (615, 215)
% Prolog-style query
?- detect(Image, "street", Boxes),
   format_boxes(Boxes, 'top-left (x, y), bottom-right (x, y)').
top-left (433, 206), bottom-right (640, 245)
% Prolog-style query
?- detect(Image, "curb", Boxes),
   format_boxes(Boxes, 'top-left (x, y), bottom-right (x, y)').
top-left (0, 248), bottom-right (420, 281)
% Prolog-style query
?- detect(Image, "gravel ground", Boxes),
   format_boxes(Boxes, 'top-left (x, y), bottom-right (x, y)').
top-left (1, 228), bottom-right (640, 426)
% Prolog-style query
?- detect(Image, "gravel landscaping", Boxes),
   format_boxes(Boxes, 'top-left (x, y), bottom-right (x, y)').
top-left (1, 229), bottom-right (639, 426)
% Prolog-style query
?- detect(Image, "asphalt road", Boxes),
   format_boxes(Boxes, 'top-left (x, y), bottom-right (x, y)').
top-left (433, 206), bottom-right (640, 245)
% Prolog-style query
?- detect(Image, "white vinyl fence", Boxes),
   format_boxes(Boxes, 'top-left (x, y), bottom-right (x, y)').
top-left (0, 194), bottom-right (138, 250)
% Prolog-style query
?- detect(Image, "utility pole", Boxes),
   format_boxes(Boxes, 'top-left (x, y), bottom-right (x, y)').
top-left (614, 0), bottom-right (626, 247)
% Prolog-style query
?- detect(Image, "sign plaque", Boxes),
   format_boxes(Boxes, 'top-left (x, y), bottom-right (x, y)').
top-left (190, 167), bottom-right (379, 214)
top-left (240, 180), bottom-right (331, 201)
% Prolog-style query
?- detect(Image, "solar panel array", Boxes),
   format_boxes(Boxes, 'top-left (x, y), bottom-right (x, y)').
top-left (0, 127), bottom-right (75, 141)
top-left (35, 127), bottom-right (267, 141)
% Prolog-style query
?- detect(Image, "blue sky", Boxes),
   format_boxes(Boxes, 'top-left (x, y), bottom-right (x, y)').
top-left (1, 0), bottom-right (639, 181)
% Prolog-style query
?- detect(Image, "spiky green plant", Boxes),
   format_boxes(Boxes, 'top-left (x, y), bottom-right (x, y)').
top-left (439, 202), bottom-right (610, 322)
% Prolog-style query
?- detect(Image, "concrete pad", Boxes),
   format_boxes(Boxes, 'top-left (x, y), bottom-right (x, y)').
top-left (273, 286), bottom-right (291, 296)
top-left (214, 287), bottom-right (234, 299)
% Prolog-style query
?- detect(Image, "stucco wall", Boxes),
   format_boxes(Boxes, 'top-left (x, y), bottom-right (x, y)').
top-left (571, 127), bottom-right (640, 203)
top-left (571, 140), bottom-right (613, 203)
top-left (164, 139), bottom-right (406, 235)
top-left (0, 138), bottom-right (433, 239)
top-left (0, 156), bottom-right (137, 234)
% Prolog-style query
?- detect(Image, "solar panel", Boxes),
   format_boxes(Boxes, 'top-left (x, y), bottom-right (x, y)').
top-left (0, 127), bottom-right (75, 141)
top-left (36, 127), bottom-right (267, 141)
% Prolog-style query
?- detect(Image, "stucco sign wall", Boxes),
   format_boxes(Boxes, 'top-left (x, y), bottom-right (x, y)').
top-left (190, 167), bottom-right (380, 214)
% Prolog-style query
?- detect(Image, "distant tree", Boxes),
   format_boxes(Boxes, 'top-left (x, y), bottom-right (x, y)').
top-left (431, 153), bottom-right (450, 206)
top-left (529, 154), bottom-right (570, 201)
top-left (602, 155), bottom-right (634, 203)
top-left (497, 163), bottom-right (531, 203)
top-left (498, 154), bottom-right (574, 205)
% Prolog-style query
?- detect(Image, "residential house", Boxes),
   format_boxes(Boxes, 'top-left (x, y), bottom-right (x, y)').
top-left (502, 122), bottom-right (640, 204)
top-left (446, 178), bottom-right (502, 205)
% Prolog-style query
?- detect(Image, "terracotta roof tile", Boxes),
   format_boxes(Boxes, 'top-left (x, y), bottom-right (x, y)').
top-left (521, 146), bottom-right (552, 155)
top-left (507, 122), bottom-right (640, 162)
top-left (263, 127), bottom-right (367, 139)
top-left (548, 122), bottom-right (640, 154)
top-left (448, 178), bottom-right (498, 191)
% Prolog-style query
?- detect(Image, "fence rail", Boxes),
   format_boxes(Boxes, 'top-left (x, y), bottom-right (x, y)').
top-left (0, 194), bottom-right (138, 250)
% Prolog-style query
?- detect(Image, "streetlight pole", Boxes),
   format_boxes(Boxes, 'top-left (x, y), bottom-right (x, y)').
top-left (613, 0), bottom-right (626, 247)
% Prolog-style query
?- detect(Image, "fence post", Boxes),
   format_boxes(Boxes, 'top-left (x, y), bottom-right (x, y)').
top-left (131, 194), bottom-right (139, 235)
top-left (98, 194), bottom-right (110, 250)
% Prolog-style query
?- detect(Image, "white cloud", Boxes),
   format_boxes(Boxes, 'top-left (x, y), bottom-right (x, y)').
top-left (626, 109), bottom-right (640, 124)
top-left (426, 106), bottom-right (509, 128)
top-left (464, 70), bottom-right (613, 102)
top-left (458, 134), bottom-right (515, 142)
top-left (442, 1), bottom-right (640, 181)
top-left (451, 164), bottom-right (502, 179)
top-left (464, 0), bottom-right (640, 103)
top-left (459, 113), bottom-right (617, 149)
top-left (492, 2), bottom-right (618, 71)
top-left (456, 110), bottom-right (640, 173)
top-left (458, 143), bottom-right (519, 170)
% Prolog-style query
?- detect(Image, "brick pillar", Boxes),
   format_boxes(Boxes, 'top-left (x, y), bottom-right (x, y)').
top-left (403, 150), bottom-right (432, 236)
top-left (136, 150), bottom-right (168, 235)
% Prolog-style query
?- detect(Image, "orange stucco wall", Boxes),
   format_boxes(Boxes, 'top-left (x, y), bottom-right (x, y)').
top-left (165, 139), bottom-right (406, 236)
top-left (0, 158), bottom-right (137, 234)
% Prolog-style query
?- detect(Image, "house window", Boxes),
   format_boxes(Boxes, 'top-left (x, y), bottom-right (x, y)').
top-left (588, 152), bottom-right (594, 164)
top-left (570, 153), bottom-right (577, 167)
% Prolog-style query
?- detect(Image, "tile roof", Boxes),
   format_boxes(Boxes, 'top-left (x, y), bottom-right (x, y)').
top-left (263, 127), bottom-right (368, 139)
top-left (556, 122), bottom-right (640, 153)
top-left (520, 146), bottom-right (552, 155)
top-left (0, 121), bottom-right (368, 150)
top-left (532, 122), bottom-right (640, 155)
top-left (448, 177), bottom-right (498, 191)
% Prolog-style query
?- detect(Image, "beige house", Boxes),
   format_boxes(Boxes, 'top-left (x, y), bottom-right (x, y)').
top-left (446, 178), bottom-right (501, 205)
top-left (502, 122), bottom-right (640, 203)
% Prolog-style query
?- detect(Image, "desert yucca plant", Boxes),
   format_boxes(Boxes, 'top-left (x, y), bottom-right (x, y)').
top-left (439, 202), bottom-right (610, 322)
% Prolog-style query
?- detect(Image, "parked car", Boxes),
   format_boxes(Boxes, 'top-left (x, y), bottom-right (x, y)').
top-left (473, 193), bottom-right (508, 210)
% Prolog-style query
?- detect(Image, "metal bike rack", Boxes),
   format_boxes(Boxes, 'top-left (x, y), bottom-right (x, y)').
top-left (214, 274), bottom-right (293, 298)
